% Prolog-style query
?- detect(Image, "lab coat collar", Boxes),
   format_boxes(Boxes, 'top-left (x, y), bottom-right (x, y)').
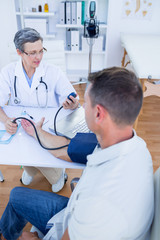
top-left (87, 130), bottom-right (144, 167)
top-left (15, 60), bottom-right (30, 94)
top-left (15, 59), bottom-right (26, 79)
top-left (15, 60), bottom-right (45, 94)
top-left (31, 61), bottom-right (45, 93)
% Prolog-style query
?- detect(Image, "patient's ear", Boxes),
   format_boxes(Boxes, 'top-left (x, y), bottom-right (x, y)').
top-left (95, 104), bottom-right (107, 123)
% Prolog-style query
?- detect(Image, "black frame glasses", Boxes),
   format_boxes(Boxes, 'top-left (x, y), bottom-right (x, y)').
top-left (22, 47), bottom-right (47, 57)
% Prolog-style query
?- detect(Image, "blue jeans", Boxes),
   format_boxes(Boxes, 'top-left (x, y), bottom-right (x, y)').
top-left (0, 187), bottom-right (69, 240)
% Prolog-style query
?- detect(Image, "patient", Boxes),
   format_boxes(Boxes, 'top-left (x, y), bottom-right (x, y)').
top-left (0, 67), bottom-right (154, 240)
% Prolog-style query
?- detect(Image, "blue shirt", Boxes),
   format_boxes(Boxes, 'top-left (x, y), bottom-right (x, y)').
top-left (23, 67), bottom-right (34, 88)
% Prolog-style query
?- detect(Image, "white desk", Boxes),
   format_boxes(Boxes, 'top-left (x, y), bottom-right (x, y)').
top-left (0, 106), bottom-right (85, 169)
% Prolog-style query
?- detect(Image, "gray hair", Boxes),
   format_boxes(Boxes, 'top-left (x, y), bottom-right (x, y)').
top-left (14, 28), bottom-right (43, 52)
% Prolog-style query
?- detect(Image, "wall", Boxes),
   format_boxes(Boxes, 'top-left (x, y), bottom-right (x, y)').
top-left (0, 0), bottom-right (160, 70)
top-left (0, 0), bottom-right (17, 69)
top-left (106, 0), bottom-right (160, 67)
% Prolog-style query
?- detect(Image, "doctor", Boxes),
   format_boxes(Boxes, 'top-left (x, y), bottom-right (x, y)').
top-left (0, 28), bottom-right (79, 192)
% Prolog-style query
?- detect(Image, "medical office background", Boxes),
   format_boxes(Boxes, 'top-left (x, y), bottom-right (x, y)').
top-left (0, 0), bottom-right (160, 79)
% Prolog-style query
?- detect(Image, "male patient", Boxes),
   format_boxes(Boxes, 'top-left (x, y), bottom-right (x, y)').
top-left (0, 67), bottom-right (154, 240)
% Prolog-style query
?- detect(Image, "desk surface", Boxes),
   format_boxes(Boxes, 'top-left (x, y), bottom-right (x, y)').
top-left (121, 33), bottom-right (160, 79)
top-left (0, 106), bottom-right (85, 169)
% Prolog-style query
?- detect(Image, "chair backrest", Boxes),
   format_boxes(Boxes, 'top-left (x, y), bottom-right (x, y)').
top-left (7, 40), bottom-right (66, 73)
top-left (150, 167), bottom-right (160, 240)
top-left (7, 42), bottom-right (20, 62)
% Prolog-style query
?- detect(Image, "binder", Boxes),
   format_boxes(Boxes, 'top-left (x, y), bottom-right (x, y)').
top-left (81, 1), bottom-right (85, 25)
top-left (76, 1), bottom-right (82, 25)
top-left (71, 2), bottom-right (77, 25)
top-left (66, 1), bottom-right (71, 24)
top-left (71, 30), bottom-right (79, 52)
top-left (60, 2), bottom-right (66, 24)
top-left (66, 29), bottom-right (71, 50)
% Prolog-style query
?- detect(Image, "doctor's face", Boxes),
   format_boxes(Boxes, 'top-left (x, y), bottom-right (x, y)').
top-left (21, 40), bottom-right (44, 69)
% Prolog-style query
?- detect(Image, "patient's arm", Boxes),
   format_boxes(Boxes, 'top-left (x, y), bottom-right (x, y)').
top-left (21, 118), bottom-right (71, 162)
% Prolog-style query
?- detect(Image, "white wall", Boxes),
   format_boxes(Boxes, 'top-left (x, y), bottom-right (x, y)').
top-left (106, 0), bottom-right (160, 67)
top-left (0, 0), bottom-right (17, 69)
top-left (0, 0), bottom-right (160, 70)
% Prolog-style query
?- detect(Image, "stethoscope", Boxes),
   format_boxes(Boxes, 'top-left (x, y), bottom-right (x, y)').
top-left (14, 76), bottom-right (48, 107)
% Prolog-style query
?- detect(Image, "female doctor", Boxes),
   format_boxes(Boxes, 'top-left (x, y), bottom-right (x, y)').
top-left (0, 28), bottom-right (79, 192)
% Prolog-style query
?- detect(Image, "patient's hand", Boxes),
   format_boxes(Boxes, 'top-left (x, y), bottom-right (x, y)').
top-left (21, 117), bottom-right (45, 138)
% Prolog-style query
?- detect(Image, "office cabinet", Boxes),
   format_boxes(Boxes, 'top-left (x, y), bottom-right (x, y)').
top-left (14, 0), bottom-right (109, 82)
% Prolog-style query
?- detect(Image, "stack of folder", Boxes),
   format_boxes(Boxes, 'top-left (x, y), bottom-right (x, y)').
top-left (66, 29), bottom-right (79, 51)
top-left (60, 1), bottom-right (86, 25)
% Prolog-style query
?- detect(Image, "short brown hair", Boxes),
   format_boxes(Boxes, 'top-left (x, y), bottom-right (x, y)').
top-left (88, 67), bottom-right (143, 126)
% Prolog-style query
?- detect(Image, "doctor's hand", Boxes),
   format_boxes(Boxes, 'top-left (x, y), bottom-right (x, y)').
top-left (21, 117), bottom-right (45, 138)
top-left (63, 95), bottom-right (79, 110)
top-left (5, 118), bottom-right (18, 135)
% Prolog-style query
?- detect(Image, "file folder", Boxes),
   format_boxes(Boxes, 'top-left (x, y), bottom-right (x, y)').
top-left (66, 1), bottom-right (71, 24)
top-left (81, 1), bottom-right (85, 24)
top-left (71, 2), bottom-right (77, 24)
top-left (66, 29), bottom-right (71, 50)
top-left (60, 2), bottom-right (66, 24)
top-left (71, 30), bottom-right (79, 51)
top-left (77, 1), bottom-right (82, 25)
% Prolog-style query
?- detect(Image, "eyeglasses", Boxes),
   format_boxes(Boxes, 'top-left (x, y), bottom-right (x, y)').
top-left (22, 47), bottom-right (47, 58)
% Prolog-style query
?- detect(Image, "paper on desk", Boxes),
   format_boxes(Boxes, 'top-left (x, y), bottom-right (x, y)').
top-left (0, 124), bottom-right (21, 144)
top-left (1, 106), bottom-right (55, 131)
top-left (0, 131), bottom-right (11, 140)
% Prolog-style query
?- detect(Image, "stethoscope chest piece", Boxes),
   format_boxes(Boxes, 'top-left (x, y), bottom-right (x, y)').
top-left (14, 97), bottom-right (21, 105)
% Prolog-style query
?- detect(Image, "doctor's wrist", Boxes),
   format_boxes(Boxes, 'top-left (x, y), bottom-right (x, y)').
top-left (3, 116), bottom-right (10, 124)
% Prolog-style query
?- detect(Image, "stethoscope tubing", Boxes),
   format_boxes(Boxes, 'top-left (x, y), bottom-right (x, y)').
top-left (12, 116), bottom-right (69, 150)
top-left (14, 76), bottom-right (18, 98)
top-left (36, 78), bottom-right (48, 108)
top-left (14, 76), bottom-right (48, 107)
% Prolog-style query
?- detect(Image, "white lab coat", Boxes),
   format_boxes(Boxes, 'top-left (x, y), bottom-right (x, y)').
top-left (0, 59), bottom-right (76, 107)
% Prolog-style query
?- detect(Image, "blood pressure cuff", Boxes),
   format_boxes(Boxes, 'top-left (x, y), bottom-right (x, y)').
top-left (67, 132), bottom-right (98, 164)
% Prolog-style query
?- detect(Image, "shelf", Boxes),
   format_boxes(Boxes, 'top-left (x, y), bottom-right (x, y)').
top-left (56, 23), bottom-right (107, 29)
top-left (43, 34), bottom-right (56, 39)
top-left (99, 24), bottom-right (107, 29)
top-left (16, 12), bottom-right (55, 17)
top-left (14, 0), bottom-right (108, 76)
top-left (67, 69), bottom-right (88, 78)
top-left (65, 50), bottom-right (105, 55)
top-left (56, 24), bottom-right (84, 29)
top-left (67, 69), bottom-right (105, 77)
